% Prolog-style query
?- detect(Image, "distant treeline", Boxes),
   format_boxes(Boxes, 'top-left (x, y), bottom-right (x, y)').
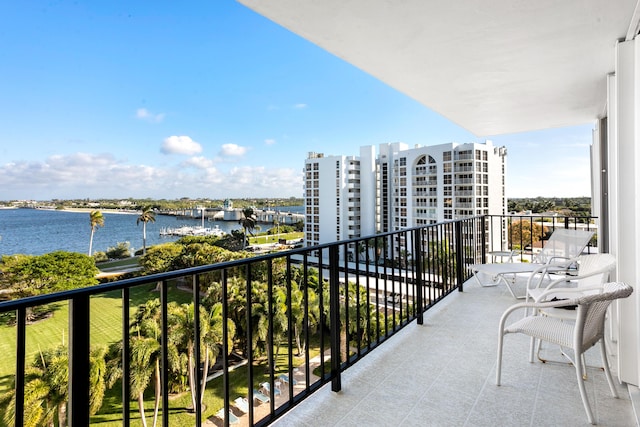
top-left (507, 197), bottom-right (591, 217)
top-left (7, 197), bottom-right (304, 211)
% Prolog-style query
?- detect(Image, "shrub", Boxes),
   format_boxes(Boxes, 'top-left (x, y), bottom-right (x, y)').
top-left (93, 251), bottom-right (108, 263)
top-left (105, 241), bottom-right (131, 259)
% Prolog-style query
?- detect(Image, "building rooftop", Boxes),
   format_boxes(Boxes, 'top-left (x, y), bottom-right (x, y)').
top-left (273, 278), bottom-right (636, 426)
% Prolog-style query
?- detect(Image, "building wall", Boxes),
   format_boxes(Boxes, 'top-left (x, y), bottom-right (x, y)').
top-left (304, 140), bottom-right (507, 249)
top-left (608, 38), bottom-right (640, 386)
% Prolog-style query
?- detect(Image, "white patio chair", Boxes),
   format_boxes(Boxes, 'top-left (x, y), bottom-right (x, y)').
top-left (526, 253), bottom-right (616, 318)
top-left (260, 381), bottom-right (281, 396)
top-left (525, 253), bottom-right (616, 366)
top-left (496, 282), bottom-right (633, 425)
top-left (234, 396), bottom-right (250, 413)
top-left (470, 228), bottom-right (595, 298)
top-left (252, 389), bottom-right (270, 404)
top-left (215, 408), bottom-right (239, 425)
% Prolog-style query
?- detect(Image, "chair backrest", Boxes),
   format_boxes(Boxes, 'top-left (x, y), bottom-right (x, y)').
top-left (574, 253), bottom-right (616, 288)
top-left (534, 228), bottom-right (595, 264)
top-left (575, 282), bottom-right (632, 350)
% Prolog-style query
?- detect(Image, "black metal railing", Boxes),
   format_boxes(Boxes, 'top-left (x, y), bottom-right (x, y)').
top-left (0, 217), bottom-right (486, 426)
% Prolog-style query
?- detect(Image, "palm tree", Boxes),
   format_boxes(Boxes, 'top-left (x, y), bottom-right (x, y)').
top-left (88, 210), bottom-right (104, 256)
top-left (238, 207), bottom-right (259, 249)
top-left (135, 300), bottom-right (164, 427)
top-left (168, 302), bottom-right (233, 413)
top-left (289, 282), bottom-right (319, 356)
top-left (130, 336), bottom-right (161, 427)
top-left (199, 303), bottom-right (235, 406)
top-left (137, 206), bottom-right (156, 255)
top-left (1, 344), bottom-right (107, 427)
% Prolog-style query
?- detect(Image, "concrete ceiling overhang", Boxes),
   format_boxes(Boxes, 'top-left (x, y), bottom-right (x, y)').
top-left (238, 0), bottom-right (638, 137)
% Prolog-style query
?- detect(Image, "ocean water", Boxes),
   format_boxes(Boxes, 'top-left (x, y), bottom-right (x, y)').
top-left (0, 209), bottom-right (246, 256)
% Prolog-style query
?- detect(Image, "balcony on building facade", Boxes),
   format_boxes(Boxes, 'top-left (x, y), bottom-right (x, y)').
top-left (455, 202), bottom-right (474, 209)
top-left (454, 178), bottom-right (474, 185)
top-left (453, 153), bottom-right (474, 161)
top-left (414, 202), bottom-right (438, 208)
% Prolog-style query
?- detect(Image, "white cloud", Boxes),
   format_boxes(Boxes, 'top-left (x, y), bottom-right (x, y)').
top-left (220, 143), bottom-right (248, 157)
top-left (264, 139), bottom-right (276, 146)
top-left (0, 153), bottom-right (172, 199)
top-left (183, 156), bottom-right (216, 169)
top-left (0, 152), bottom-right (303, 200)
top-left (161, 136), bottom-right (202, 155)
top-left (293, 103), bottom-right (307, 109)
top-left (226, 166), bottom-right (302, 195)
top-left (136, 108), bottom-right (165, 123)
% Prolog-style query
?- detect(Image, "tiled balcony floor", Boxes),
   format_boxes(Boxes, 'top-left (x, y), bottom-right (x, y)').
top-left (273, 279), bottom-right (637, 426)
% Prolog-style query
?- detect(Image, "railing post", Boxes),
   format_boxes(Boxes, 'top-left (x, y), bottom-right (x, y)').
top-left (68, 294), bottom-right (90, 427)
top-left (481, 216), bottom-right (487, 263)
top-left (160, 280), bottom-right (169, 427)
top-left (193, 275), bottom-right (202, 425)
top-left (413, 228), bottom-right (424, 325)
top-left (122, 288), bottom-right (130, 427)
top-left (329, 245), bottom-right (342, 392)
top-left (455, 221), bottom-right (464, 292)
top-left (15, 307), bottom-right (26, 427)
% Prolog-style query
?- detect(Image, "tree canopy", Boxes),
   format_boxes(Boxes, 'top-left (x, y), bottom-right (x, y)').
top-left (0, 251), bottom-right (99, 301)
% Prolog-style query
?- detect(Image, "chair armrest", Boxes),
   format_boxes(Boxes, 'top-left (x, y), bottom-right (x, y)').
top-left (528, 258), bottom-right (614, 300)
top-left (533, 284), bottom-right (605, 303)
top-left (499, 296), bottom-right (582, 330)
top-left (546, 256), bottom-right (575, 265)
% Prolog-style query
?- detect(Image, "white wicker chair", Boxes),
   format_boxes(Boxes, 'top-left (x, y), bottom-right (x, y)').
top-left (524, 253), bottom-right (617, 366)
top-left (526, 253), bottom-right (617, 319)
top-left (496, 282), bottom-right (633, 425)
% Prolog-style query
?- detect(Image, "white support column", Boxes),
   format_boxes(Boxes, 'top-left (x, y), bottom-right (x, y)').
top-left (611, 38), bottom-right (640, 386)
top-left (606, 74), bottom-right (619, 346)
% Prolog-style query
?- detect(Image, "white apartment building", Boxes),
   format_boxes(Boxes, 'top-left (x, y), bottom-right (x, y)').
top-left (304, 141), bottom-right (507, 249)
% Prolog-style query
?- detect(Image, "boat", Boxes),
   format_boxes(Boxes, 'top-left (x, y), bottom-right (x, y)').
top-left (159, 225), bottom-right (226, 237)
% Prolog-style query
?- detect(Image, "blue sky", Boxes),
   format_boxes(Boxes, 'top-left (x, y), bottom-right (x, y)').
top-left (0, 1), bottom-right (593, 201)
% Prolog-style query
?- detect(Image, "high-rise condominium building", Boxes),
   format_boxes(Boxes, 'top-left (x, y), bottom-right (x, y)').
top-left (304, 141), bottom-right (507, 249)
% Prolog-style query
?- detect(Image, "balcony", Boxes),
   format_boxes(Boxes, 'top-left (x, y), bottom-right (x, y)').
top-left (235, 1), bottom-right (640, 414)
top-left (0, 215), bottom-right (634, 426)
top-left (274, 279), bottom-right (635, 426)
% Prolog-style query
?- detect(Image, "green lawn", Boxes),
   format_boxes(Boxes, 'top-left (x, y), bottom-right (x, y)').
top-left (0, 282), bottom-right (194, 390)
top-left (249, 232), bottom-right (303, 245)
top-left (97, 256), bottom-right (141, 270)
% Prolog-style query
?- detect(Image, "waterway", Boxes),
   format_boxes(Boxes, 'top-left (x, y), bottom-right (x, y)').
top-left (0, 207), bottom-right (299, 256)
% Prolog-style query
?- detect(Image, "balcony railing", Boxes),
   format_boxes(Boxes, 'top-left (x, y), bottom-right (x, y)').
top-left (0, 214), bottom-right (597, 426)
top-left (0, 217), bottom-right (486, 427)
top-left (484, 214), bottom-right (598, 262)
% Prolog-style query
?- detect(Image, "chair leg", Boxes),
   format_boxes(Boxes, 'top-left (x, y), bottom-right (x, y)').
top-left (600, 339), bottom-right (619, 398)
top-left (529, 337), bottom-right (537, 363)
top-left (536, 338), bottom-right (548, 363)
top-left (496, 332), bottom-right (504, 386)
top-left (575, 350), bottom-right (595, 424)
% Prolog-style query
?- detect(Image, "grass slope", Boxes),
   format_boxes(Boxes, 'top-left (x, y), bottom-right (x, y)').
top-left (0, 283), bottom-right (194, 389)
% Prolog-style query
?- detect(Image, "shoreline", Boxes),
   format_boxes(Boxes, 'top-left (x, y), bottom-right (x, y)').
top-left (45, 207), bottom-right (139, 215)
